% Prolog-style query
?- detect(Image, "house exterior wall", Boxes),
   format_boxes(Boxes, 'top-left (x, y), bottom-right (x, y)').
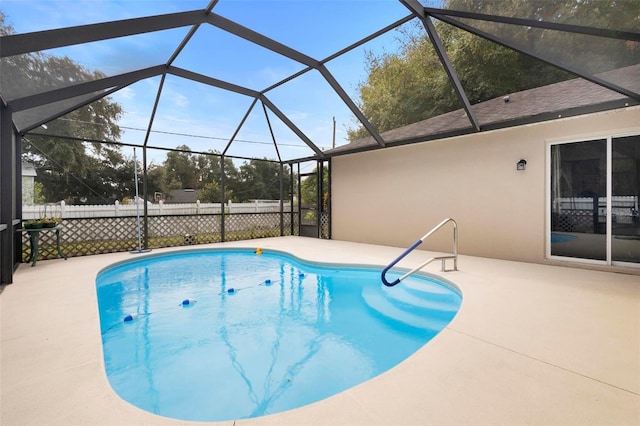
top-left (331, 106), bottom-right (640, 268)
top-left (21, 176), bottom-right (35, 205)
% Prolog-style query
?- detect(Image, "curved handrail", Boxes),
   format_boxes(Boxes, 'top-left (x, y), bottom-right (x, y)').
top-left (381, 239), bottom-right (423, 286)
top-left (381, 218), bottom-right (457, 287)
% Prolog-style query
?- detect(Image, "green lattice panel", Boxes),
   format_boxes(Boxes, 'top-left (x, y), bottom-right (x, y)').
top-left (225, 213), bottom-right (283, 241)
top-left (20, 212), bottom-right (300, 263)
top-left (320, 212), bottom-right (330, 239)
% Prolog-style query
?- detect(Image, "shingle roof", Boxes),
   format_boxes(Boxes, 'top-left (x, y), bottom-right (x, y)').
top-left (327, 64), bottom-right (640, 156)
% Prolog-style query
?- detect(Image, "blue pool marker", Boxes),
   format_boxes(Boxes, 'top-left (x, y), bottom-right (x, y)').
top-left (181, 299), bottom-right (197, 306)
top-left (219, 279), bottom-right (276, 295)
top-left (299, 272), bottom-right (305, 278)
top-left (123, 313), bottom-right (139, 322)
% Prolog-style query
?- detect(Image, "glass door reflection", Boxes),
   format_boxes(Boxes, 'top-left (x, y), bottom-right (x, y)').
top-left (550, 140), bottom-right (607, 261)
top-left (612, 135), bottom-right (640, 264)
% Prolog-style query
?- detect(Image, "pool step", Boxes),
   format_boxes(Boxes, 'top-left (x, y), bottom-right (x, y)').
top-left (383, 284), bottom-right (460, 311)
top-left (361, 283), bottom-right (460, 331)
top-left (400, 279), bottom-right (459, 298)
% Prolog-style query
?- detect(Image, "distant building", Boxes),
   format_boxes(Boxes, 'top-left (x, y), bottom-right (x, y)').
top-left (21, 161), bottom-right (37, 205)
top-left (167, 189), bottom-right (200, 203)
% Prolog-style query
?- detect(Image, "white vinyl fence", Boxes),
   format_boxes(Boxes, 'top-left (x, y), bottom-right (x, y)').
top-left (23, 200), bottom-right (292, 219)
top-left (555, 196), bottom-right (638, 223)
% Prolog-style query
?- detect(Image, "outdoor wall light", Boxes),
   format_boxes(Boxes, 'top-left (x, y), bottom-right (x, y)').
top-left (516, 159), bottom-right (527, 171)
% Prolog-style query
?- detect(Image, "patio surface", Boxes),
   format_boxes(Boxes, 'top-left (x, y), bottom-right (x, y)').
top-left (1, 236), bottom-right (639, 425)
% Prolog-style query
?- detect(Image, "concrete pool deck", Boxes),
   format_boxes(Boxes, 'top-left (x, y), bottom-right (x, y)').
top-left (1, 236), bottom-right (639, 425)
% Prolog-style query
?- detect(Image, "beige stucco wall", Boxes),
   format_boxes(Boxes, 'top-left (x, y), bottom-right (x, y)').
top-left (332, 106), bottom-right (640, 268)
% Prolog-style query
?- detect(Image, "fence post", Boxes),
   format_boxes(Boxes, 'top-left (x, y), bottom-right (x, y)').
top-left (114, 200), bottom-right (119, 216)
top-left (60, 200), bottom-right (65, 218)
top-left (196, 199), bottom-right (200, 215)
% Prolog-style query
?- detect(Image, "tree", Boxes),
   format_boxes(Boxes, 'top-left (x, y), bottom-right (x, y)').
top-left (197, 153), bottom-right (237, 202)
top-left (348, 0), bottom-right (640, 141)
top-left (300, 166), bottom-right (329, 210)
top-left (2, 12), bottom-right (125, 203)
top-left (159, 147), bottom-right (241, 202)
top-left (234, 160), bottom-right (285, 202)
top-left (163, 145), bottom-right (201, 190)
top-left (198, 181), bottom-right (236, 203)
top-left (145, 162), bottom-right (170, 201)
top-left (23, 130), bottom-right (127, 203)
top-left (33, 181), bottom-right (45, 204)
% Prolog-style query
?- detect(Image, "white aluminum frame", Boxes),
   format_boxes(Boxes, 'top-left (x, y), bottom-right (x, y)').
top-left (546, 132), bottom-right (639, 268)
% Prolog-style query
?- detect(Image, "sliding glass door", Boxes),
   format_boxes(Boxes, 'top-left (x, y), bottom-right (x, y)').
top-left (549, 135), bottom-right (639, 266)
top-left (612, 135), bottom-right (640, 263)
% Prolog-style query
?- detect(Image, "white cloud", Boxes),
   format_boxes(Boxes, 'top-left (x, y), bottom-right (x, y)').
top-left (112, 87), bottom-right (135, 101)
top-left (171, 92), bottom-right (190, 108)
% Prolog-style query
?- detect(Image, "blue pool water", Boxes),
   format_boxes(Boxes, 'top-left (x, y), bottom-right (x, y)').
top-left (96, 249), bottom-right (462, 422)
top-left (551, 233), bottom-right (578, 243)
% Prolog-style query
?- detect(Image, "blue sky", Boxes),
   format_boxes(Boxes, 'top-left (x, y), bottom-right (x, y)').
top-left (1, 0), bottom-right (433, 163)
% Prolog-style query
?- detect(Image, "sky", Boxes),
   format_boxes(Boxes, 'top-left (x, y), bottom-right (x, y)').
top-left (1, 0), bottom-right (436, 165)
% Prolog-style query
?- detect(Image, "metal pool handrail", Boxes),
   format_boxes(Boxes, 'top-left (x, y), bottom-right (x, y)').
top-left (381, 218), bottom-right (458, 287)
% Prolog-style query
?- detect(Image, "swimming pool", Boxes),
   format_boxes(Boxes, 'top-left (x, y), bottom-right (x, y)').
top-left (96, 248), bottom-right (462, 421)
top-left (551, 233), bottom-right (578, 243)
